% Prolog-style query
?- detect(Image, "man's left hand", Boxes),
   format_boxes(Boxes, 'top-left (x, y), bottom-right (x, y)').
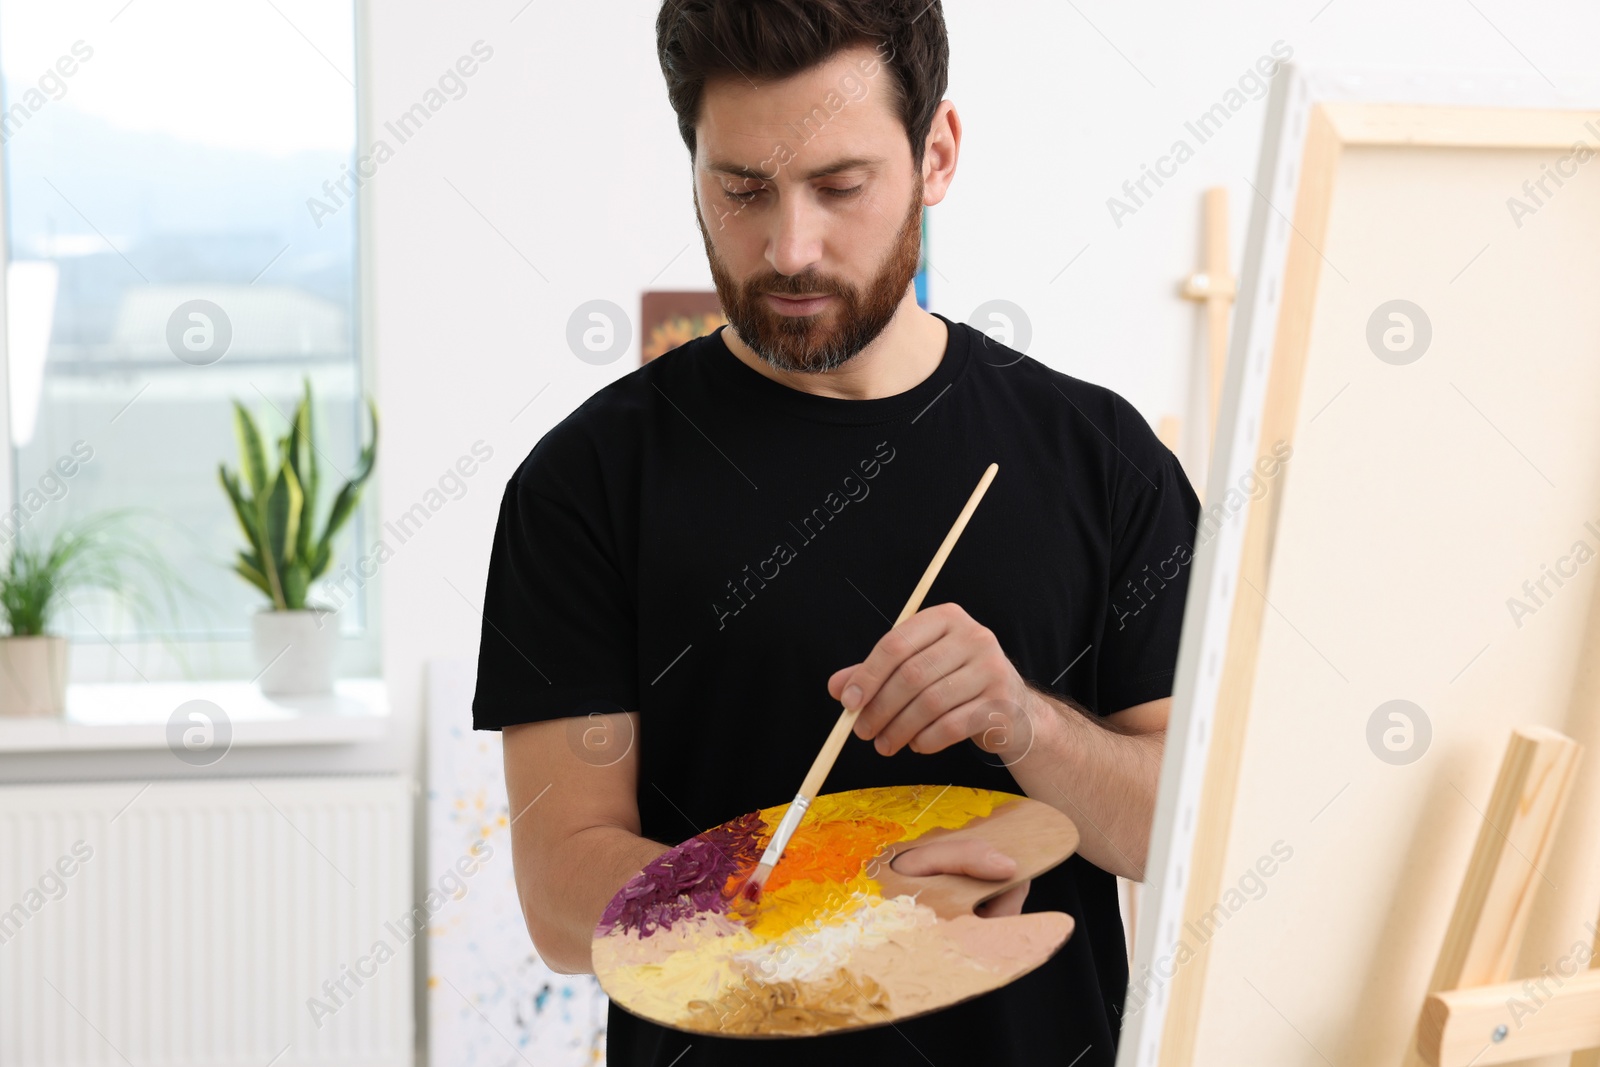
top-left (886, 836), bottom-right (1031, 917)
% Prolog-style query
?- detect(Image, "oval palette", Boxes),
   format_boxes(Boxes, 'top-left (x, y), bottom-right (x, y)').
top-left (592, 784), bottom-right (1080, 1037)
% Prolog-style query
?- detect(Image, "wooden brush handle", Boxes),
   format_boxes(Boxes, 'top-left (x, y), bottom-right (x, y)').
top-left (796, 462), bottom-right (1000, 801)
top-left (798, 710), bottom-right (864, 801)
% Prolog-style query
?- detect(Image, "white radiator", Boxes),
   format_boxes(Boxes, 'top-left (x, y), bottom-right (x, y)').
top-left (0, 776), bottom-right (413, 1067)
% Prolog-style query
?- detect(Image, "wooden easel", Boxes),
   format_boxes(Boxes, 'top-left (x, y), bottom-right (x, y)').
top-left (1405, 726), bottom-right (1600, 1066)
top-left (1179, 186), bottom-right (1237, 445)
top-left (1155, 185), bottom-right (1237, 471)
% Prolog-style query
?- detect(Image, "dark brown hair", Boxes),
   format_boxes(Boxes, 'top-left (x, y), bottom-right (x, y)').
top-left (656, 0), bottom-right (949, 171)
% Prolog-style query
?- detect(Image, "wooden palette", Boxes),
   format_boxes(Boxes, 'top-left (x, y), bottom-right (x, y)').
top-left (592, 785), bottom-right (1079, 1037)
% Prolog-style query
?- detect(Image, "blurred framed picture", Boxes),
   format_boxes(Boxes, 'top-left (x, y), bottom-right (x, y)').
top-left (640, 291), bottom-right (727, 363)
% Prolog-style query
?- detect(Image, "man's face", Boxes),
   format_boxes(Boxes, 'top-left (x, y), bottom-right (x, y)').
top-left (692, 44), bottom-right (925, 374)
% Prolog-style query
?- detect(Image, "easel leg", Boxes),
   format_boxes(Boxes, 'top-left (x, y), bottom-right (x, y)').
top-left (1407, 726), bottom-right (1583, 1067)
top-left (1573, 909), bottom-right (1600, 1067)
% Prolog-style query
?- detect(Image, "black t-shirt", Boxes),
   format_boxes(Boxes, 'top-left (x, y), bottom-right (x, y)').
top-left (472, 313), bottom-right (1201, 1067)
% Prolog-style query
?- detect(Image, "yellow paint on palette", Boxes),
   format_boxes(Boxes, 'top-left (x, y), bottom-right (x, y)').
top-left (783, 783), bottom-right (1001, 833)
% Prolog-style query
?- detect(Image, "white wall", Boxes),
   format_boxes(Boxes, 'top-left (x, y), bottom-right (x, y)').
top-left (362, 1), bottom-right (1600, 1058)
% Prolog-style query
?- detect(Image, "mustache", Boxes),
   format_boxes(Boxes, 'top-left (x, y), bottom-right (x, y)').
top-left (751, 277), bottom-right (843, 297)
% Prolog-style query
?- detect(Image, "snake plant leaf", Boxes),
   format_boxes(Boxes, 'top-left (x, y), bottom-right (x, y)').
top-left (264, 460), bottom-right (303, 579)
top-left (289, 382), bottom-right (319, 565)
top-left (321, 483), bottom-right (359, 559)
top-left (219, 466), bottom-right (264, 555)
top-left (308, 538), bottom-right (332, 583)
top-left (232, 401), bottom-right (270, 495)
top-left (319, 399), bottom-right (378, 553)
top-left (303, 381), bottom-right (321, 518)
top-left (358, 398), bottom-right (378, 478)
top-left (233, 553), bottom-right (273, 599)
top-left (280, 559), bottom-right (309, 611)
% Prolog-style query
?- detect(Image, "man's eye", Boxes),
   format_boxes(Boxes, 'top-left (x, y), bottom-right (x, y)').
top-left (825, 185), bottom-right (863, 198)
top-left (724, 187), bottom-right (762, 202)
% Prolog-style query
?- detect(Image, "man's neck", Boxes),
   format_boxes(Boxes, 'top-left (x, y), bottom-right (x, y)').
top-left (721, 296), bottom-right (948, 401)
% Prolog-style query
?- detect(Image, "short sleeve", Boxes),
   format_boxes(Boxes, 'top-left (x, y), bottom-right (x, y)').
top-left (1094, 417), bottom-right (1202, 717)
top-left (470, 473), bottom-right (639, 730)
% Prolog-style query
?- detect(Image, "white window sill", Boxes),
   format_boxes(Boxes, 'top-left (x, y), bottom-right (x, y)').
top-left (0, 678), bottom-right (389, 753)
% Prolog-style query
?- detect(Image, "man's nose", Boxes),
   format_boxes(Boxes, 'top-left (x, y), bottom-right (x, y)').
top-left (768, 195), bottom-right (825, 278)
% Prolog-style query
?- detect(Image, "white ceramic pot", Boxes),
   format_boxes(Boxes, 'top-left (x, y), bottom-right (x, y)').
top-left (0, 634), bottom-right (69, 717)
top-left (251, 609), bottom-right (338, 696)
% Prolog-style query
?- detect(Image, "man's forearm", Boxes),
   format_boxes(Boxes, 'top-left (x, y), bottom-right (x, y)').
top-left (1004, 689), bottom-right (1164, 881)
top-left (520, 825), bottom-right (670, 974)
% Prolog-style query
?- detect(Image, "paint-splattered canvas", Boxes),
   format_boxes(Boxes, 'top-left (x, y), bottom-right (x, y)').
top-left (593, 785), bottom-right (1076, 1037)
top-left (427, 659), bottom-right (608, 1066)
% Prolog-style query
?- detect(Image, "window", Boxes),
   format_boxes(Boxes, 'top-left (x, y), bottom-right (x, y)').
top-left (0, 1), bottom-right (371, 679)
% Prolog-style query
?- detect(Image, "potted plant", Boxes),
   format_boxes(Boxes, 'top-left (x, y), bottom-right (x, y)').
top-left (0, 512), bottom-right (177, 717)
top-left (220, 378), bottom-right (377, 696)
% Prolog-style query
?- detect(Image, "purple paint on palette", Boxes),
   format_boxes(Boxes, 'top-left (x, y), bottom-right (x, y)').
top-left (597, 811), bottom-right (766, 937)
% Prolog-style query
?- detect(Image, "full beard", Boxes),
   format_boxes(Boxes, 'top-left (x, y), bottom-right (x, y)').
top-left (696, 175), bottom-right (925, 374)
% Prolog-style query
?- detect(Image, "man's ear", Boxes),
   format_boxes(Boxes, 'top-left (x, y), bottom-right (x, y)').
top-left (919, 99), bottom-right (960, 207)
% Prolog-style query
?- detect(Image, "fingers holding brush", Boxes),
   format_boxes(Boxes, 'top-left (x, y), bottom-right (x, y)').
top-left (828, 601), bottom-right (1037, 758)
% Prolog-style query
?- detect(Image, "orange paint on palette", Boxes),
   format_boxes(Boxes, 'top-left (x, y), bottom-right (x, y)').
top-left (760, 815), bottom-right (902, 895)
top-left (730, 816), bottom-right (905, 939)
top-left (748, 785), bottom-right (1003, 894)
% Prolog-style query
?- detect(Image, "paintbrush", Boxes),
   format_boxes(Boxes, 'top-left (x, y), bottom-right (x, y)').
top-left (740, 462), bottom-right (1000, 903)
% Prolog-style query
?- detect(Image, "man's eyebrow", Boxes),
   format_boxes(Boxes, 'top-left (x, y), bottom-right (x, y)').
top-left (705, 155), bottom-right (886, 181)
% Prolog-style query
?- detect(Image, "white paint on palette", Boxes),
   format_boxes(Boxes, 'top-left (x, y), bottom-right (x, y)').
top-left (426, 658), bottom-right (608, 1066)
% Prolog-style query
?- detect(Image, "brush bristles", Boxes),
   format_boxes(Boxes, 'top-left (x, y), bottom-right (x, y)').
top-left (741, 862), bottom-right (774, 901)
